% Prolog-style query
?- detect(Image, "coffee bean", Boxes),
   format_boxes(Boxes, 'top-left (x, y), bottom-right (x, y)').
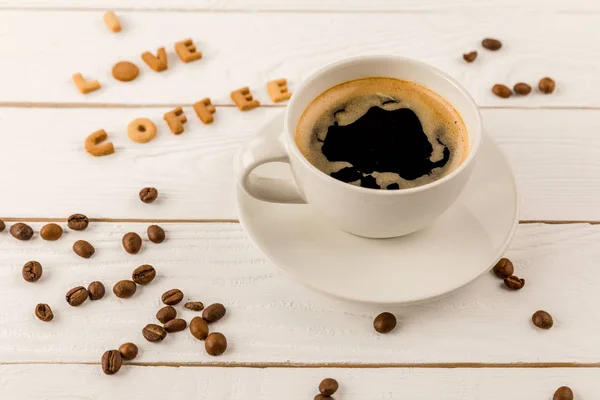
top-left (88, 281), bottom-right (106, 300)
top-left (122, 232), bottom-right (142, 254)
top-left (463, 51), bottom-right (477, 62)
top-left (185, 301), bottom-right (205, 311)
top-left (147, 225), bottom-right (165, 243)
top-left (373, 312), bottom-right (397, 333)
top-left (482, 38), bottom-right (502, 50)
top-left (156, 306), bottom-right (177, 324)
top-left (139, 187), bottom-right (158, 203)
top-left (319, 378), bottom-right (339, 396)
top-left (532, 310), bottom-right (553, 329)
top-left (162, 289), bottom-right (184, 305)
top-left (35, 303), bottom-right (53, 322)
top-left (504, 275), bottom-right (525, 290)
top-left (492, 84), bottom-right (512, 98)
top-left (513, 83), bottom-right (532, 95)
top-left (493, 258), bottom-right (514, 279)
top-left (142, 323), bottom-right (167, 342)
top-left (205, 332), bottom-right (227, 356)
top-left (190, 317), bottom-right (209, 340)
top-left (67, 214), bottom-right (89, 231)
top-left (113, 280), bottom-right (137, 298)
top-left (553, 386), bottom-right (574, 400)
top-left (66, 286), bottom-right (88, 307)
top-left (132, 264), bottom-right (156, 285)
top-left (118, 342), bottom-right (138, 360)
top-left (0, 219), bottom-right (5, 232)
top-left (164, 318), bottom-right (187, 333)
top-left (10, 223), bottom-right (33, 240)
top-left (22, 261), bottom-right (43, 282)
top-left (539, 77), bottom-right (556, 94)
top-left (73, 240), bottom-right (95, 259)
top-left (203, 303), bottom-right (226, 323)
top-left (101, 350), bottom-right (123, 375)
top-left (40, 223), bottom-right (63, 241)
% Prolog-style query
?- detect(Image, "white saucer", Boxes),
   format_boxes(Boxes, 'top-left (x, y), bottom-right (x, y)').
top-left (236, 112), bottom-right (519, 305)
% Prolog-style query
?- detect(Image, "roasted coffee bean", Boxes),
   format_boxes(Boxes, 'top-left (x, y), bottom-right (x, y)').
top-left (319, 378), bottom-right (339, 396)
top-left (67, 214), bottom-right (89, 231)
top-left (205, 332), bottom-right (227, 356)
top-left (553, 386), bottom-right (574, 400)
top-left (185, 301), bottom-right (205, 311)
top-left (532, 310), bottom-right (553, 329)
top-left (513, 83), bottom-right (532, 95)
top-left (482, 38), bottom-right (502, 50)
top-left (132, 264), bottom-right (156, 285)
top-left (373, 312), bottom-right (397, 333)
top-left (118, 342), bottom-right (138, 360)
top-left (88, 281), bottom-right (106, 300)
top-left (35, 303), bottom-right (53, 322)
top-left (539, 77), bottom-right (556, 94)
top-left (122, 232), bottom-right (142, 254)
top-left (66, 286), bottom-right (88, 306)
top-left (22, 261), bottom-right (43, 282)
top-left (190, 317), bottom-right (209, 340)
top-left (142, 323), bottom-right (167, 342)
top-left (139, 187), bottom-right (158, 203)
top-left (162, 289), bottom-right (184, 305)
top-left (493, 258), bottom-right (514, 279)
top-left (463, 51), bottom-right (477, 62)
top-left (113, 280), bottom-right (137, 298)
top-left (202, 303), bottom-right (226, 323)
top-left (10, 222), bottom-right (33, 240)
top-left (40, 223), bottom-right (63, 241)
top-left (147, 225), bottom-right (165, 244)
top-left (504, 275), bottom-right (525, 290)
top-left (73, 240), bottom-right (95, 259)
top-left (492, 84), bottom-right (512, 98)
top-left (0, 219), bottom-right (5, 232)
top-left (101, 350), bottom-right (123, 375)
top-left (156, 306), bottom-right (177, 324)
top-left (164, 318), bottom-right (187, 333)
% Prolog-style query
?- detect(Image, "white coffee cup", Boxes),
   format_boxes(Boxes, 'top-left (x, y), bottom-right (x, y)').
top-left (236, 55), bottom-right (483, 238)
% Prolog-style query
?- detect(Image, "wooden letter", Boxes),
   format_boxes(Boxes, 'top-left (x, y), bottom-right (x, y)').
top-left (85, 129), bottom-right (114, 157)
top-left (104, 11), bottom-right (122, 33)
top-left (193, 98), bottom-right (216, 124)
top-left (267, 78), bottom-right (292, 102)
top-left (141, 48), bottom-right (168, 72)
top-left (72, 73), bottom-right (101, 94)
top-left (230, 87), bottom-right (260, 111)
top-left (163, 107), bottom-right (187, 135)
top-left (175, 39), bottom-right (202, 63)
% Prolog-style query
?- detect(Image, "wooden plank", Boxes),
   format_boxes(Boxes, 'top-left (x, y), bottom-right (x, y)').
top-left (0, 10), bottom-right (596, 107)
top-left (1, 107), bottom-right (599, 221)
top-left (1, 222), bottom-right (600, 364)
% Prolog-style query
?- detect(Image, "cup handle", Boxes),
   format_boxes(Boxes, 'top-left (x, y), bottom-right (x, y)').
top-left (237, 134), bottom-right (306, 204)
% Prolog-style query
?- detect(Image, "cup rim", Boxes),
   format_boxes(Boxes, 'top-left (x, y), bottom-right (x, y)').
top-left (284, 55), bottom-right (483, 195)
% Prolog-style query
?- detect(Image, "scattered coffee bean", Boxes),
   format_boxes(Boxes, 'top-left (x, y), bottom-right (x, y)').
top-left (66, 286), bottom-right (89, 306)
top-left (0, 219), bottom-right (5, 232)
top-left (314, 396), bottom-right (332, 400)
top-left (118, 342), bottom-right (138, 360)
top-left (147, 225), bottom-right (165, 243)
top-left (492, 84), bottom-right (512, 98)
top-left (40, 223), bottom-right (63, 241)
top-left (113, 280), bottom-right (137, 298)
top-left (10, 222), bottom-right (33, 240)
top-left (101, 350), bottom-right (123, 375)
top-left (139, 187), bottom-right (158, 203)
top-left (319, 378), bottom-right (339, 396)
top-left (463, 51), bottom-right (477, 62)
top-left (185, 301), bottom-right (205, 311)
top-left (35, 303), bottom-right (53, 322)
top-left (162, 289), bottom-right (184, 305)
top-left (122, 232), bottom-right (142, 254)
top-left (373, 312), bottom-right (397, 333)
top-left (190, 317), bottom-right (209, 340)
top-left (203, 303), bottom-right (226, 323)
top-left (164, 318), bottom-right (187, 333)
top-left (67, 214), bottom-right (89, 231)
top-left (513, 83), bottom-right (532, 95)
top-left (132, 264), bottom-right (156, 285)
top-left (88, 281), bottom-right (106, 300)
top-left (156, 306), bottom-right (177, 324)
top-left (142, 323), bottom-right (167, 342)
top-left (532, 310), bottom-right (553, 329)
top-left (553, 386), bottom-right (574, 400)
top-left (73, 240), bottom-right (95, 259)
top-left (539, 77), bottom-right (556, 94)
top-left (22, 261), bottom-right (43, 282)
top-left (504, 275), bottom-right (525, 290)
top-left (482, 38), bottom-right (502, 50)
top-left (493, 258), bottom-right (514, 279)
top-left (205, 332), bottom-right (227, 356)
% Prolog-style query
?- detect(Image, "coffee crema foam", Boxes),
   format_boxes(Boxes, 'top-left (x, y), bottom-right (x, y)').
top-left (295, 78), bottom-right (469, 189)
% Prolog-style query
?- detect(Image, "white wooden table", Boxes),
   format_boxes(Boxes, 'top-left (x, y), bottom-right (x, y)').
top-left (1, 1), bottom-right (599, 398)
